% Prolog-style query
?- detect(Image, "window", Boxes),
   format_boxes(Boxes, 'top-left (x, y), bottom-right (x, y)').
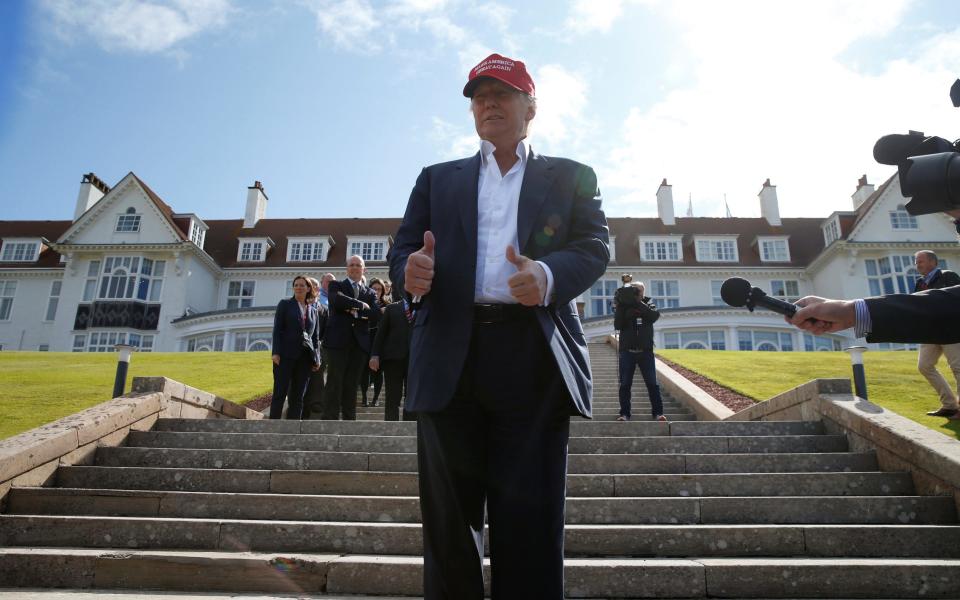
top-left (589, 279), bottom-right (618, 316)
top-left (641, 239), bottom-right (681, 262)
top-left (97, 256), bottom-right (165, 301)
top-left (45, 281), bottom-right (62, 321)
top-left (37, 344), bottom-right (49, 351)
top-left (227, 281), bottom-right (256, 308)
top-left (288, 240), bottom-right (325, 262)
top-left (738, 329), bottom-right (794, 351)
top-left (115, 208), bottom-right (141, 232)
top-left (663, 330), bottom-right (725, 350)
top-left (890, 204), bottom-right (918, 230)
top-left (822, 218), bottom-right (841, 246)
top-left (73, 335), bottom-right (86, 352)
top-left (350, 240), bottom-right (386, 262)
top-left (865, 255), bottom-right (916, 296)
top-left (759, 238), bottom-right (790, 262)
top-left (239, 241), bottom-right (265, 262)
top-left (0, 281), bottom-right (16, 320)
top-left (85, 331), bottom-right (154, 352)
top-left (710, 280), bottom-right (725, 306)
top-left (190, 221), bottom-right (206, 249)
top-left (233, 331), bottom-right (272, 352)
top-left (804, 333), bottom-right (843, 351)
top-left (648, 280), bottom-right (680, 308)
top-left (695, 238), bottom-right (738, 262)
top-left (770, 280), bottom-right (800, 302)
top-left (83, 260), bottom-right (100, 302)
top-left (608, 236), bottom-right (616, 263)
top-left (187, 333), bottom-right (224, 352)
top-left (1, 241), bottom-right (39, 262)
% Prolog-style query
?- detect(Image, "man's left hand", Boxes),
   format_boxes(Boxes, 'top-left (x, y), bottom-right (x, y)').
top-left (506, 246), bottom-right (546, 307)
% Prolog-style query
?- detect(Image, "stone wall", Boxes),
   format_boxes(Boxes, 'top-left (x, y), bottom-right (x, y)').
top-left (0, 376), bottom-right (261, 505)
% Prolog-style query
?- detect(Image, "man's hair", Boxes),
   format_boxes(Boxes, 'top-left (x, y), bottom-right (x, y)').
top-left (321, 273), bottom-right (335, 282)
top-left (915, 250), bottom-right (938, 262)
top-left (347, 255), bottom-right (365, 267)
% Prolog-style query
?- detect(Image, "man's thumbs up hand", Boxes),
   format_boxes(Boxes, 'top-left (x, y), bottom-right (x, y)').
top-left (405, 231), bottom-right (436, 297)
top-left (506, 245), bottom-right (547, 307)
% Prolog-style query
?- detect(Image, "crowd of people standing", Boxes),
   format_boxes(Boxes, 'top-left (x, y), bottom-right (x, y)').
top-left (270, 256), bottom-right (412, 421)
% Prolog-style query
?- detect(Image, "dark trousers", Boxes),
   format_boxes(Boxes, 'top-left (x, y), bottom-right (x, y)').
top-left (302, 350), bottom-right (326, 419)
top-left (322, 342), bottom-right (366, 420)
top-left (618, 349), bottom-right (664, 419)
top-left (270, 354), bottom-right (313, 420)
top-left (360, 363), bottom-right (384, 404)
top-left (417, 316), bottom-right (570, 600)
top-left (382, 357), bottom-right (407, 421)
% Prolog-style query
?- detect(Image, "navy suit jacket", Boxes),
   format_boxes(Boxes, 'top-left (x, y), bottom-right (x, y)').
top-left (272, 297), bottom-right (321, 363)
top-left (389, 149), bottom-right (610, 417)
top-left (323, 278), bottom-right (381, 352)
top-left (866, 285), bottom-right (960, 344)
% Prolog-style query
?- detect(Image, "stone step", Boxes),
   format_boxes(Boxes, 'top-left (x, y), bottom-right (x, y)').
top-left (153, 418), bottom-right (823, 437)
top-left (16, 471), bottom-right (912, 509)
top-left (92, 448), bottom-right (879, 474)
top-left (123, 431), bottom-right (845, 455)
top-left (593, 413), bottom-right (696, 421)
top-left (1, 548), bottom-right (958, 597)
top-left (3, 515), bottom-right (959, 557)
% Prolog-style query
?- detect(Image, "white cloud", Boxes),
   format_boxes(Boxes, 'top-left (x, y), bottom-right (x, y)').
top-left (304, 0), bottom-right (382, 53)
top-left (563, 0), bottom-right (623, 34)
top-left (41, 0), bottom-right (231, 54)
top-left (430, 116), bottom-right (478, 159)
top-left (598, 0), bottom-right (960, 218)
top-left (531, 64), bottom-right (589, 148)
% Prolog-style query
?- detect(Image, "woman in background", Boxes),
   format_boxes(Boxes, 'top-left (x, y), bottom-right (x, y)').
top-left (360, 277), bottom-right (388, 407)
top-left (270, 275), bottom-right (321, 419)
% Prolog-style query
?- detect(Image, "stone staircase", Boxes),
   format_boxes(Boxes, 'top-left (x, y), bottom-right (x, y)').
top-left (1, 341), bottom-right (959, 597)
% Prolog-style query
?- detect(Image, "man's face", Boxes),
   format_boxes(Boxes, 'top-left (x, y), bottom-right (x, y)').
top-left (915, 253), bottom-right (937, 276)
top-left (346, 256), bottom-right (365, 282)
top-left (470, 79), bottom-right (535, 147)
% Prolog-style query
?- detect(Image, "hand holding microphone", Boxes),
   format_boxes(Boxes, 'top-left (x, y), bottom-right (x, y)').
top-left (720, 277), bottom-right (798, 317)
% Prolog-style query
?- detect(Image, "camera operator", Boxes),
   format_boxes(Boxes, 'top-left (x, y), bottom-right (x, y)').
top-left (614, 278), bottom-right (666, 422)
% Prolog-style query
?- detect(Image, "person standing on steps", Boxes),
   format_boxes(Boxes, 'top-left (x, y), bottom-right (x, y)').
top-left (911, 250), bottom-right (960, 418)
top-left (614, 280), bottom-right (666, 422)
top-left (369, 297), bottom-right (414, 422)
top-left (270, 275), bottom-right (322, 420)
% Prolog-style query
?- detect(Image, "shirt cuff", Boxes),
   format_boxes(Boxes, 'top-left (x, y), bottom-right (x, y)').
top-left (853, 299), bottom-right (872, 338)
top-left (536, 260), bottom-right (555, 306)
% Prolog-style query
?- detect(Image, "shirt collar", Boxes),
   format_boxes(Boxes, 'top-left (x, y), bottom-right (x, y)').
top-left (923, 268), bottom-right (941, 284)
top-left (479, 138), bottom-right (529, 169)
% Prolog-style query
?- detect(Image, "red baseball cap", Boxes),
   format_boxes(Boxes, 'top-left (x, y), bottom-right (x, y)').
top-left (463, 53), bottom-right (536, 98)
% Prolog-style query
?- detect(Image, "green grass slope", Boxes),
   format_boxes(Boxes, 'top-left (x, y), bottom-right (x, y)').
top-left (658, 349), bottom-right (960, 439)
top-left (0, 352), bottom-right (272, 440)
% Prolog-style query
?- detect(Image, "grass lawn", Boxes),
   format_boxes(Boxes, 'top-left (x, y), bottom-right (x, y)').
top-left (0, 352), bottom-right (273, 441)
top-left (658, 349), bottom-right (960, 440)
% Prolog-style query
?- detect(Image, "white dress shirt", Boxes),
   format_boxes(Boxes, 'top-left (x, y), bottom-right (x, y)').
top-left (474, 138), bottom-right (555, 304)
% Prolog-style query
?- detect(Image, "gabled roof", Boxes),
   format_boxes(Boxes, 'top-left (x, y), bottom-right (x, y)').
top-left (849, 173), bottom-right (897, 232)
top-left (130, 174), bottom-right (189, 241)
top-left (0, 221), bottom-right (71, 267)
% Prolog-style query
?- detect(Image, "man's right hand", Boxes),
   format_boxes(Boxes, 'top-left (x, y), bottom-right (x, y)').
top-left (405, 230), bottom-right (435, 297)
top-left (787, 296), bottom-right (856, 334)
top-left (271, 354), bottom-right (281, 366)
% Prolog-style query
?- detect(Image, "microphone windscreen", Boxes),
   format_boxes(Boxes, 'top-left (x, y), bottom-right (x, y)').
top-left (873, 133), bottom-right (924, 165)
top-left (720, 277), bottom-right (751, 307)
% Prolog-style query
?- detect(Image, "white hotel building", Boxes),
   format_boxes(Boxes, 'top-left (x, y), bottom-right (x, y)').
top-left (0, 171), bottom-right (956, 353)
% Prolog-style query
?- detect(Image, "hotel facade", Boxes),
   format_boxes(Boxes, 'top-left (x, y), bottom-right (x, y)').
top-left (0, 171), bottom-right (956, 353)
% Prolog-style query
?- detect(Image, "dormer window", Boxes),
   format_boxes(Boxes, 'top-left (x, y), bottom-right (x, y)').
top-left (758, 237), bottom-right (790, 262)
top-left (347, 236), bottom-right (389, 262)
top-left (116, 207), bottom-right (141, 232)
top-left (822, 217), bottom-right (841, 246)
top-left (0, 239), bottom-right (40, 262)
top-left (889, 204), bottom-right (918, 230)
top-left (189, 221), bottom-right (206, 249)
top-left (639, 236), bottom-right (682, 262)
top-left (238, 238), bottom-right (269, 262)
top-left (695, 236), bottom-right (738, 262)
top-left (287, 236), bottom-right (332, 262)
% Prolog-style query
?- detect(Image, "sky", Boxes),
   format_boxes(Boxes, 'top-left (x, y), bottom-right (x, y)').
top-left (1, 0), bottom-right (959, 223)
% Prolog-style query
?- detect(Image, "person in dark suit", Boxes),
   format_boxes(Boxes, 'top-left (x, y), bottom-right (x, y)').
top-left (389, 53), bottom-right (609, 599)
top-left (270, 275), bottom-right (321, 420)
top-left (321, 255), bottom-right (380, 420)
top-left (359, 277), bottom-right (388, 407)
top-left (910, 250), bottom-right (960, 417)
top-left (613, 281), bottom-right (665, 422)
top-left (369, 299), bottom-right (413, 421)
top-left (302, 277), bottom-right (329, 420)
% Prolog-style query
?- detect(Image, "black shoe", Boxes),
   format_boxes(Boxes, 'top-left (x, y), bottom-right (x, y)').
top-left (926, 408), bottom-right (958, 417)
top-left (361, 399), bottom-right (368, 407)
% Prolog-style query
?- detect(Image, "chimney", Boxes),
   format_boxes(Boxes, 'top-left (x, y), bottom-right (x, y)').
top-left (656, 178), bottom-right (675, 225)
top-left (74, 172), bottom-right (109, 221)
top-left (851, 174), bottom-right (875, 209)
top-left (244, 180), bottom-right (268, 228)
top-left (758, 178), bottom-right (781, 226)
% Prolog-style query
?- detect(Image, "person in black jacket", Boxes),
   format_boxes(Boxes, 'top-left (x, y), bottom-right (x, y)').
top-left (613, 280), bottom-right (666, 422)
top-left (911, 250), bottom-right (960, 417)
top-left (270, 275), bottom-right (322, 420)
top-left (302, 276), bottom-right (329, 420)
top-left (369, 299), bottom-right (413, 421)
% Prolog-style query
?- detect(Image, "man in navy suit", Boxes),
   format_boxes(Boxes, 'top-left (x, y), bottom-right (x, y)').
top-left (321, 255), bottom-right (380, 420)
top-left (389, 53), bottom-right (609, 599)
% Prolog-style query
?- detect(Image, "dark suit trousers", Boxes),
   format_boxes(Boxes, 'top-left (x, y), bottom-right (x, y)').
top-left (302, 350), bottom-right (326, 419)
top-left (382, 358), bottom-right (407, 421)
top-left (417, 316), bottom-right (571, 600)
top-left (618, 349), bottom-right (664, 419)
top-left (322, 341), bottom-right (365, 420)
top-left (270, 353), bottom-right (313, 420)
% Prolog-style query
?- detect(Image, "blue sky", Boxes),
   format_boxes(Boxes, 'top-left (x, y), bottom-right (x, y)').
top-left (1, 0), bottom-right (959, 223)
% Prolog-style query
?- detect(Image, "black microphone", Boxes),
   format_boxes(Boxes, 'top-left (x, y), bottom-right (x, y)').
top-left (720, 277), bottom-right (798, 317)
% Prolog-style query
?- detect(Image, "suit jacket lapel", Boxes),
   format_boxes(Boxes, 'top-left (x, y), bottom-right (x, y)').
top-left (456, 153), bottom-right (481, 260)
top-left (517, 150), bottom-right (554, 255)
